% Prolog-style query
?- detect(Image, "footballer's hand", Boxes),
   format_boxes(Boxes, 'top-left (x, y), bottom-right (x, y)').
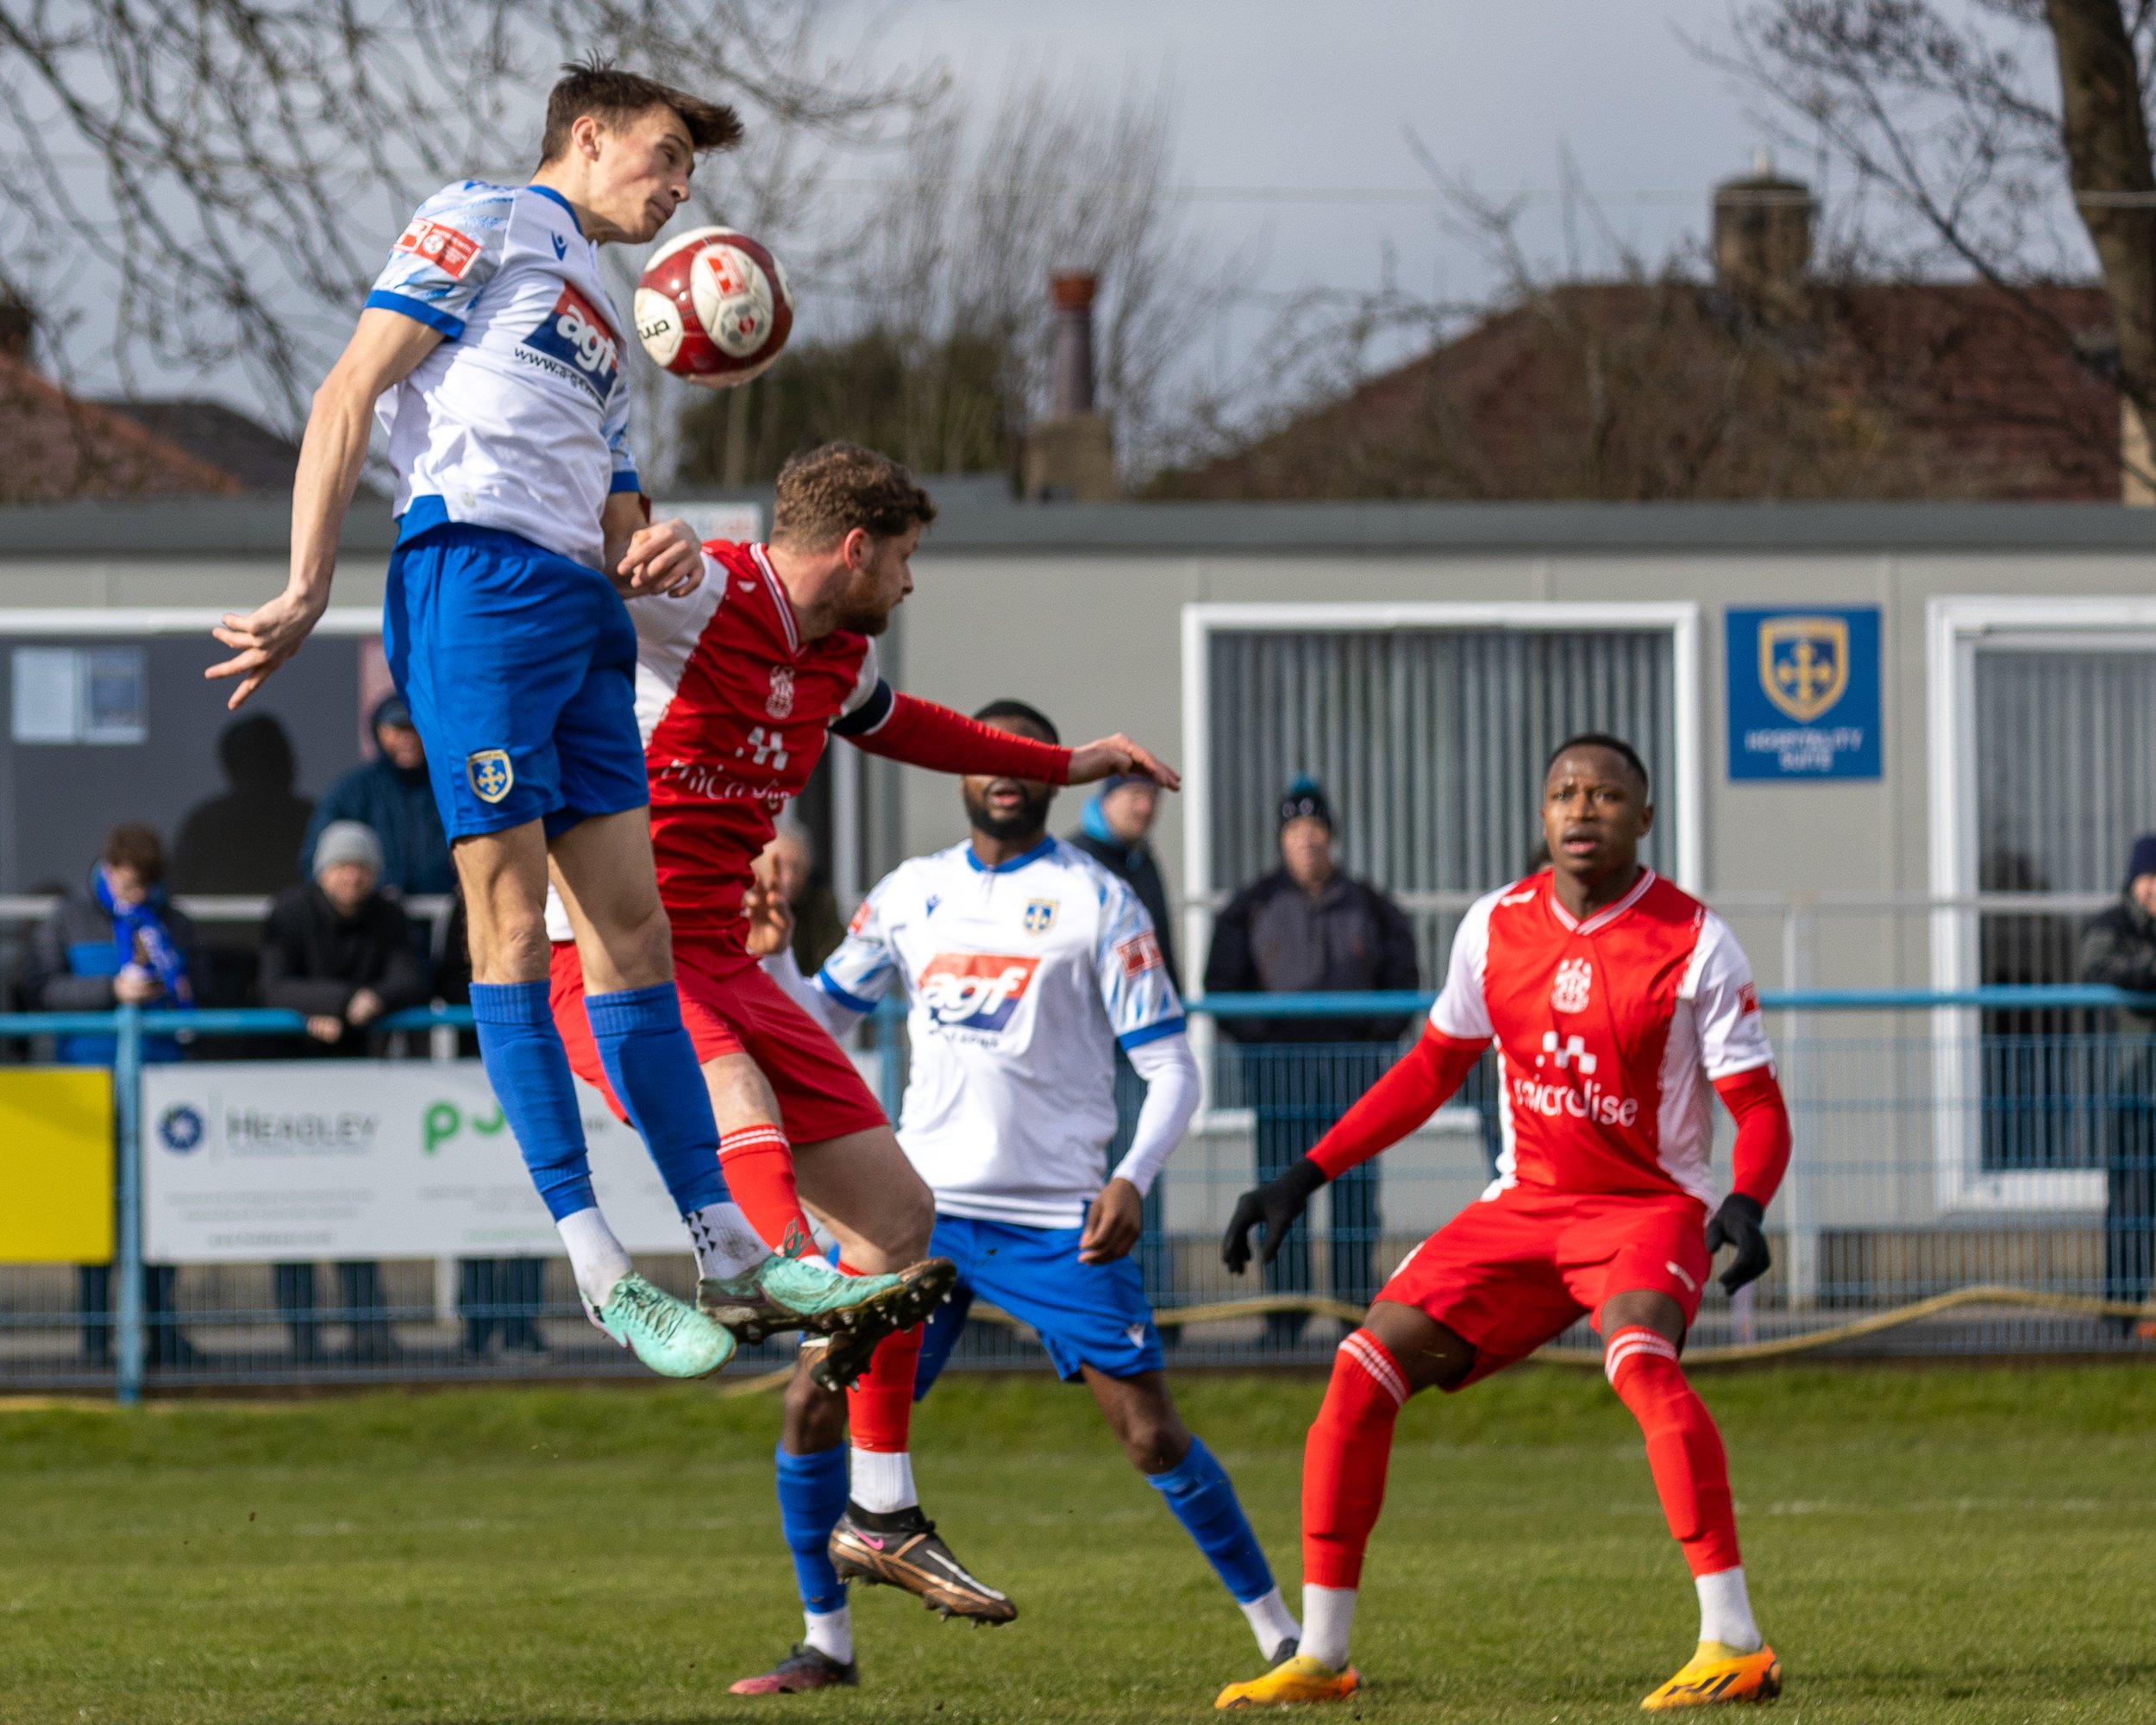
top-left (742, 873), bottom-right (795, 960)
top-left (1221, 1157), bottom-right (1327, 1275)
top-left (1066, 734), bottom-right (1181, 794)
top-left (614, 518), bottom-right (705, 599)
top-left (1705, 1193), bottom-right (1771, 1294)
top-left (207, 584), bottom-right (331, 709)
top-left (1079, 1177), bottom-right (1144, 1264)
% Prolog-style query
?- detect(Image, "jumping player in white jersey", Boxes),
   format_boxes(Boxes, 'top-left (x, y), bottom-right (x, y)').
top-left (1214, 734), bottom-right (1793, 1711)
top-left (746, 699), bottom-right (1301, 1694)
top-left (205, 61), bottom-right (921, 1378)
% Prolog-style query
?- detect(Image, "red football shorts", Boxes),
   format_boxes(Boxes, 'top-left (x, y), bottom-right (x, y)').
top-left (1378, 1182), bottom-right (1712, 1388)
top-left (548, 941), bottom-right (888, 1147)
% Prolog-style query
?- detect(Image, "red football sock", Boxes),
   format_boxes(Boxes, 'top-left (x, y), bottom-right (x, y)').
top-left (717, 1125), bottom-right (818, 1256)
top-left (1302, 1329), bottom-right (1409, 1590)
top-left (844, 1298), bottom-right (922, 1454)
top-left (1603, 1326), bottom-right (1742, 1577)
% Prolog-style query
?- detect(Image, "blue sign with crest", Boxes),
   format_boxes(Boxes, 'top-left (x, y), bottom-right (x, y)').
top-left (1726, 606), bottom-right (1881, 781)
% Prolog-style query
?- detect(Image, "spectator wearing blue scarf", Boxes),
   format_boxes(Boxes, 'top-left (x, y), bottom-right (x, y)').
top-left (24, 823), bottom-right (199, 1369)
top-left (26, 823), bottom-right (197, 1065)
top-left (1067, 774), bottom-right (1181, 988)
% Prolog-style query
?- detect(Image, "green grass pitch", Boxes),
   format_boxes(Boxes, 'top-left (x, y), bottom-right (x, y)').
top-left (4, 1364), bottom-right (2156, 1722)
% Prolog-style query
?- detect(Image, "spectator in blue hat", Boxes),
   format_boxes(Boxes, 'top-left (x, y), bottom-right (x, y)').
top-left (300, 693), bottom-right (454, 898)
top-left (2079, 831), bottom-right (2156, 1331)
top-left (1069, 773), bottom-right (1181, 988)
top-left (1204, 777), bottom-right (1419, 1347)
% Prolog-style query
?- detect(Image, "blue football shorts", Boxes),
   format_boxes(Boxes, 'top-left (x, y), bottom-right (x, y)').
top-left (383, 521), bottom-right (648, 841)
top-left (914, 1212), bottom-right (1165, 1394)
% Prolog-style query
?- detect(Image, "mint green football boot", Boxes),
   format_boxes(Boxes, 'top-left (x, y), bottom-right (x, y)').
top-left (593, 1270), bottom-right (737, 1378)
top-left (699, 1246), bottom-right (956, 1381)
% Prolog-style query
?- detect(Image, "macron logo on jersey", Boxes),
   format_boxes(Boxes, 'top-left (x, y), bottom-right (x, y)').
top-left (519, 281), bottom-right (622, 402)
top-left (394, 217), bottom-right (480, 279)
top-left (919, 953), bottom-right (1040, 1034)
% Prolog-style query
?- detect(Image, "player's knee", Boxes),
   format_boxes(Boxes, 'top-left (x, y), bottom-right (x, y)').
top-left (464, 898), bottom-right (552, 985)
top-left (1122, 1411), bottom-right (1191, 1474)
top-left (782, 1361), bottom-right (847, 1449)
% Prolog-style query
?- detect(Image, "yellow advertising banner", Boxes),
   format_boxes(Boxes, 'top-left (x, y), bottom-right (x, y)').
top-left (0, 1068), bottom-right (114, 1264)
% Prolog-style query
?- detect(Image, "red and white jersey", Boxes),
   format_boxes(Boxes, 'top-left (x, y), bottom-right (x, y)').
top-left (543, 539), bottom-right (887, 957)
top-left (1432, 869), bottom-right (1774, 1207)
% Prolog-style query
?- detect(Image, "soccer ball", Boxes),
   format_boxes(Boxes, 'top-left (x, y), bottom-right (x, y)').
top-left (635, 226), bottom-right (793, 388)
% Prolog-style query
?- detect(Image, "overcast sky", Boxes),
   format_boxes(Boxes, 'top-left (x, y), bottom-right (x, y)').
top-left (868, 1), bottom-right (1782, 345)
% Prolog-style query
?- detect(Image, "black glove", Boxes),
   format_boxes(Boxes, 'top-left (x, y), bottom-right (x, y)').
top-left (1221, 1157), bottom-right (1327, 1275)
top-left (1704, 1193), bottom-right (1770, 1294)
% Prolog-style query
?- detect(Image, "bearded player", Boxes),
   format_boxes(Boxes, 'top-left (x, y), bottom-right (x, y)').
top-left (205, 61), bottom-right (920, 1379)
top-left (1214, 735), bottom-right (1790, 1711)
top-left (744, 699), bottom-right (1300, 1693)
top-left (544, 442), bottom-right (1182, 1670)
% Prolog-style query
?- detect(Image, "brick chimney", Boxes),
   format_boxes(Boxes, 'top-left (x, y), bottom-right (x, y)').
top-left (1023, 271), bottom-right (1118, 502)
top-left (1712, 154), bottom-right (1814, 295)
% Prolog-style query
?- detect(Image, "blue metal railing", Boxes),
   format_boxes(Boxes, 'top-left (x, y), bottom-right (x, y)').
top-left (6, 986), bottom-right (2156, 1402)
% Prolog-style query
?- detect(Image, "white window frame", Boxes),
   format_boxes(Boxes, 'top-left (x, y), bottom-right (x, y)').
top-left (1180, 600), bottom-right (1702, 1130)
top-left (0, 608), bottom-right (385, 637)
top-left (1925, 595), bottom-right (2156, 1212)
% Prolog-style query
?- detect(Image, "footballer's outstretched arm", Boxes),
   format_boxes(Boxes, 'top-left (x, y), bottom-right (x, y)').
top-left (208, 308), bottom-right (442, 708)
top-left (1081, 1032), bottom-right (1201, 1264)
top-left (839, 688), bottom-right (1180, 792)
top-left (1220, 1028), bottom-right (1488, 1274)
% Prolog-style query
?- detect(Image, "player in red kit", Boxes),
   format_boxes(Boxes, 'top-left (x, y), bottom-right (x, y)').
top-left (1214, 734), bottom-right (1790, 1712)
top-left (545, 442), bottom-right (1180, 1684)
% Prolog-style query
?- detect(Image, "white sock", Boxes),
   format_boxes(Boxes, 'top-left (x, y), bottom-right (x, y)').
top-left (1238, 1585), bottom-right (1301, 1658)
top-left (684, 1201), bottom-right (771, 1281)
top-left (1300, 1584), bottom-right (1357, 1671)
top-left (802, 1604), bottom-right (853, 1665)
top-left (555, 1207), bottom-right (632, 1308)
top-left (1695, 1566), bottom-right (1762, 1653)
top-left (850, 1446), bottom-right (918, 1514)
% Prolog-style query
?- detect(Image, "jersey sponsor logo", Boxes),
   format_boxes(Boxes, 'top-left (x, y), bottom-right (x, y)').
top-left (1023, 899), bottom-right (1057, 935)
top-left (766, 666), bottom-right (796, 718)
top-left (394, 217), bottom-right (480, 279)
top-left (848, 900), bottom-right (873, 935)
top-left (1514, 1030), bottom-right (1638, 1126)
top-left (517, 281), bottom-right (622, 402)
top-left (1551, 956), bottom-right (1593, 1013)
top-left (918, 952), bottom-right (1041, 1034)
top-left (1116, 929), bottom-right (1163, 978)
top-left (467, 749), bottom-right (513, 804)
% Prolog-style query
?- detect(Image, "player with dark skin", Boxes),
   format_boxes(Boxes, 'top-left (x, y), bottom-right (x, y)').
top-left (751, 712), bottom-right (1194, 1475)
top-left (1355, 741), bottom-right (1684, 1396)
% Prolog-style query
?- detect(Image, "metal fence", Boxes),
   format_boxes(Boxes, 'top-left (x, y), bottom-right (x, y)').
top-left (7, 980), bottom-right (2156, 1400)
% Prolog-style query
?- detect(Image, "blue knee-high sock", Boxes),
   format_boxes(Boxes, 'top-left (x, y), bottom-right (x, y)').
top-left (584, 983), bottom-right (730, 1214)
top-left (470, 981), bottom-right (596, 1220)
top-left (775, 1442), bottom-right (849, 1614)
top-left (1145, 1435), bottom-right (1276, 1604)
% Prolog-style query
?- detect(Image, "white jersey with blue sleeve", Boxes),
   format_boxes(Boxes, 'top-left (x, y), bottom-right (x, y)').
top-left (367, 180), bottom-right (638, 571)
top-left (815, 837), bottom-right (1186, 1226)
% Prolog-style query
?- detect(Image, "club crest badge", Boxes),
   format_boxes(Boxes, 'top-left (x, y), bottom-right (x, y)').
top-left (1023, 899), bottom-right (1057, 935)
top-left (767, 666), bottom-right (796, 718)
top-left (1759, 615), bottom-right (1850, 724)
top-left (1551, 956), bottom-right (1593, 1014)
top-left (467, 749), bottom-right (514, 805)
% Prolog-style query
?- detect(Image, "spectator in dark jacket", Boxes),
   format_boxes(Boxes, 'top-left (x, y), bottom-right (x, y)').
top-left (299, 693), bottom-right (455, 898)
top-left (1068, 774), bottom-right (1181, 988)
top-left (24, 824), bottom-right (197, 1367)
top-left (2080, 831), bottom-right (2156, 1329)
top-left (259, 820), bottom-right (427, 1364)
top-left (1204, 778), bottom-right (1420, 1345)
top-left (172, 712), bottom-right (314, 1009)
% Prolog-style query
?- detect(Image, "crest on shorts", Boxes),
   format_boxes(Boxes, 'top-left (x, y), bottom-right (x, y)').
top-left (1023, 899), bottom-right (1057, 935)
top-left (467, 749), bottom-right (513, 805)
top-left (766, 666), bottom-right (796, 718)
top-left (1551, 956), bottom-right (1593, 1014)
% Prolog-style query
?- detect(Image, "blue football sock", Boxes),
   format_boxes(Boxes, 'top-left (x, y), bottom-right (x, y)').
top-left (1145, 1435), bottom-right (1276, 1604)
top-left (775, 1441), bottom-right (849, 1614)
top-left (584, 982), bottom-right (730, 1214)
top-left (470, 981), bottom-right (595, 1220)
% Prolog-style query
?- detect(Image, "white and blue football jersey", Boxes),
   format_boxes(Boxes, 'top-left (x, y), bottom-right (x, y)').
top-left (367, 180), bottom-right (639, 572)
top-left (817, 837), bottom-right (1185, 1226)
